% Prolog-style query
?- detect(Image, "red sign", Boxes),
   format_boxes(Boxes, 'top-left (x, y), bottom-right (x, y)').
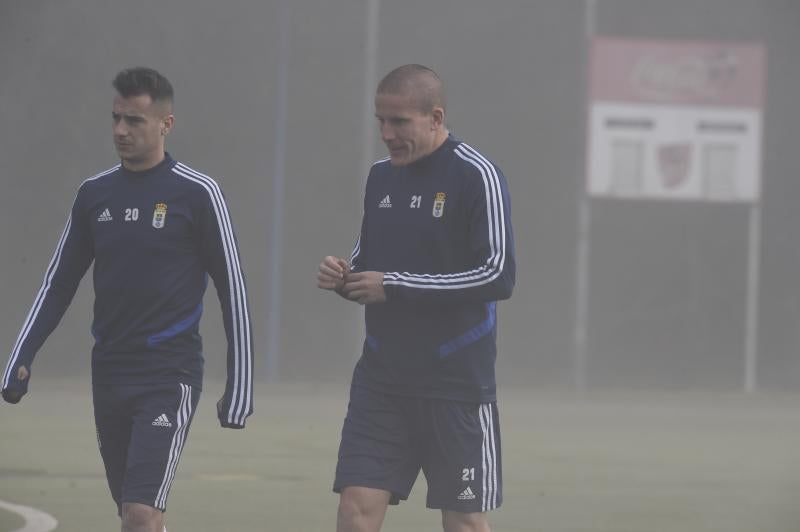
top-left (657, 143), bottom-right (692, 189)
top-left (591, 37), bottom-right (766, 108)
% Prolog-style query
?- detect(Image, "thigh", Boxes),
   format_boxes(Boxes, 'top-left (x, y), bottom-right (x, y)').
top-left (93, 384), bottom-right (133, 508)
top-left (334, 386), bottom-right (421, 505)
top-left (422, 401), bottom-right (502, 513)
top-left (122, 382), bottom-right (200, 511)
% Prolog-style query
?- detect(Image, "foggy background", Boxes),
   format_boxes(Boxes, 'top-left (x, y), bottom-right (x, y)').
top-left (1, 0), bottom-right (799, 392)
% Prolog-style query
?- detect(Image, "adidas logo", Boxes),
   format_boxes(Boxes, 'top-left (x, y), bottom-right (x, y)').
top-left (152, 414), bottom-right (172, 427)
top-left (457, 486), bottom-right (476, 500)
top-left (97, 208), bottom-right (113, 222)
top-left (378, 195), bottom-right (392, 208)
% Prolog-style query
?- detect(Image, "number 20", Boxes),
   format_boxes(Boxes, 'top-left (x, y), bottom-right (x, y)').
top-left (125, 208), bottom-right (139, 221)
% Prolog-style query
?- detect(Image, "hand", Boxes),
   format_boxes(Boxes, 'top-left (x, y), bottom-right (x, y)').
top-left (342, 271), bottom-right (387, 305)
top-left (2, 365), bottom-right (30, 404)
top-left (217, 396), bottom-right (245, 429)
top-left (317, 256), bottom-right (350, 292)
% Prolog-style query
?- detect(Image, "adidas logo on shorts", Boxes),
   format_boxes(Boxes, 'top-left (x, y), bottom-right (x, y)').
top-left (457, 486), bottom-right (476, 500)
top-left (152, 414), bottom-right (172, 427)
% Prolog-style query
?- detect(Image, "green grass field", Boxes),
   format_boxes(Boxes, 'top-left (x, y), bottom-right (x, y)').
top-left (2, 376), bottom-right (800, 531)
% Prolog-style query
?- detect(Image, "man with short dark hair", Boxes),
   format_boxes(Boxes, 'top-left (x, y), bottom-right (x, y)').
top-left (2, 66), bottom-right (254, 532)
top-left (318, 64), bottom-right (515, 532)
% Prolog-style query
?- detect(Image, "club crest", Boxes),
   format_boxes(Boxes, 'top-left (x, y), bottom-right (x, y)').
top-left (432, 192), bottom-right (446, 218)
top-left (152, 203), bottom-right (167, 229)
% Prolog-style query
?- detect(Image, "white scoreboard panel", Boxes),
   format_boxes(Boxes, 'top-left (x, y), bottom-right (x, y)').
top-left (587, 38), bottom-right (765, 203)
top-left (589, 103), bottom-right (762, 201)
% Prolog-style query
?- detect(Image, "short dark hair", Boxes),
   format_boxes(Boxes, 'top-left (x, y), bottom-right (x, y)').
top-left (377, 64), bottom-right (446, 114)
top-left (112, 67), bottom-right (174, 106)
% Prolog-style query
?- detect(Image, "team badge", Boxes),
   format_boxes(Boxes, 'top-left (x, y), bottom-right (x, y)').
top-left (152, 203), bottom-right (167, 229)
top-left (432, 192), bottom-right (446, 218)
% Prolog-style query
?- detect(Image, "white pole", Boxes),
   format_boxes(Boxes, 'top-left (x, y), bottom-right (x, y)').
top-left (348, 0), bottom-right (380, 362)
top-left (744, 204), bottom-right (761, 393)
top-left (265, 0), bottom-right (291, 381)
top-left (360, 0), bottom-right (380, 181)
top-left (574, 207), bottom-right (591, 394)
top-left (574, 0), bottom-right (597, 394)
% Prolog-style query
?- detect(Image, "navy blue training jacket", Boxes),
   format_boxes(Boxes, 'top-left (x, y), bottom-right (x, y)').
top-left (1, 154), bottom-right (253, 427)
top-left (350, 135), bottom-right (515, 402)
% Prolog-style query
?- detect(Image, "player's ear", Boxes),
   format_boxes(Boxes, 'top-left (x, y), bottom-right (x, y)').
top-left (431, 107), bottom-right (445, 130)
top-left (161, 115), bottom-right (175, 136)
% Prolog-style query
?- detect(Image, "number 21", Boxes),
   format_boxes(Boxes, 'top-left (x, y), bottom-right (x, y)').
top-left (461, 467), bottom-right (475, 481)
top-left (410, 195), bottom-right (422, 208)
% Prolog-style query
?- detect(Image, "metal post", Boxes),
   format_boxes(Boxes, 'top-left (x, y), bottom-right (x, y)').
top-left (360, 0), bottom-right (380, 182)
top-left (744, 204), bottom-right (761, 393)
top-left (348, 0), bottom-right (381, 362)
top-left (574, 0), bottom-right (597, 394)
top-left (265, 0), bottom-right (291, 382)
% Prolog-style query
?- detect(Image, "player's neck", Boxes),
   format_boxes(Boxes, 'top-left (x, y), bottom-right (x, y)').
top-left (122, 151), bottom-right (166, 172)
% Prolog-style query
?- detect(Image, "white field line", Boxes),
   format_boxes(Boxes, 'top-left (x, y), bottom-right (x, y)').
top-left (0, 499), bottom-right (57, 532)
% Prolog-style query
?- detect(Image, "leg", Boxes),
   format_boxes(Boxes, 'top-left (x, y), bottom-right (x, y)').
top-left (422, 401), bottom-right (503, 519)
top-left (333, 386), bottom-right (421, 531)
top-left (121, 502), bottom-right (163, 532)
top-left (441, 510), bottom-right (490, 532)
top-left (337, 486), bottom-right (392, 532)
top-left (122, 383), bottom-right (199, 512)
top-left (93, 383), bottom-right (132, 513)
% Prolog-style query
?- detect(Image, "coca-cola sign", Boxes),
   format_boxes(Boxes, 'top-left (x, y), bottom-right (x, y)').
top-left (631, 50), bottom-right (738, 102)
top-left (591, 37), bottom-right (765, 108)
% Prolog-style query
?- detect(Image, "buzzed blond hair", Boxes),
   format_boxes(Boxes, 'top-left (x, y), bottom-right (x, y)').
top-left (376, 64), bottom-right (446, 114)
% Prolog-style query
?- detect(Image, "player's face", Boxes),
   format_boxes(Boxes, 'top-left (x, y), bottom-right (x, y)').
top-left (112, 93), bottom-right (173, 171)
top-left (375, 91), bottom-right (443, 166)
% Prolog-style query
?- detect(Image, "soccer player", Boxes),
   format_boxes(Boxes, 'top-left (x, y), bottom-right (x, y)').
top-left (317, 64), bottom-right (515, 532)
top-left (1, 67), bottom-right (254, 532)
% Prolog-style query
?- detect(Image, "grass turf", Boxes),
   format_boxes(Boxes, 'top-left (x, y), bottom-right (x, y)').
top-left (2, 376), bottom-right (800, 531)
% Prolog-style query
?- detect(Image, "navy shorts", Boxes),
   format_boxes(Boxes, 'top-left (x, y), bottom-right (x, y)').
top-left (93, 381), bottom-right (200, 512)
top-left (334, 385), bottom-right (502, 513)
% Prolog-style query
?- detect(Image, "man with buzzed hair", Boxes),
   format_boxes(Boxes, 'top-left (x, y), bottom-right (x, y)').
top-left (318, 64), bottom-right (515, 532)
top-left (2, 67), bottom-right (254, 532)
top-left (376, 63), bottom-right (446, 114)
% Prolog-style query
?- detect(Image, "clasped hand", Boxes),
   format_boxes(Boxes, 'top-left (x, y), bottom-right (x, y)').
top-left (317, 256), bottom-right (386, 305)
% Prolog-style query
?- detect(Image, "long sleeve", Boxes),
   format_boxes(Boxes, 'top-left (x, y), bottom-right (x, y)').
top-left (348, 208), bottom-right (368, 274)
top-left (198, 181), bottom-right (254, 428)
top-left (2, 190), bottom-right (94, 394)
top-left (382, 147), bottom-right (515, 304)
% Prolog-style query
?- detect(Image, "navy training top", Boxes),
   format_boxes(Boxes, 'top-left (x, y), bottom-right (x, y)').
top-left (2, 154), bottom-right (254, 427)
top-left (349, 135), bottom-right (516, 402)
